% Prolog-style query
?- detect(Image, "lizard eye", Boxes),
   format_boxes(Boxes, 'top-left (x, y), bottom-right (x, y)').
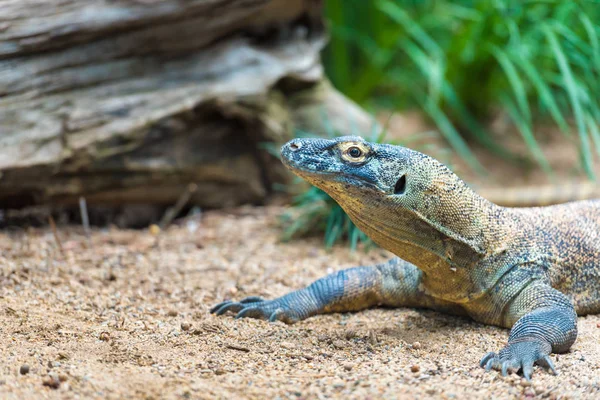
top-left (348, 147), bottom-right (362, 158)
top-left (340, 143), bottom-right (369, 163)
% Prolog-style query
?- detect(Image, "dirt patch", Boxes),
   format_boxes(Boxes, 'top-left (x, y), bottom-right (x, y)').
top-left (1, 206), bottom-right (599, 399)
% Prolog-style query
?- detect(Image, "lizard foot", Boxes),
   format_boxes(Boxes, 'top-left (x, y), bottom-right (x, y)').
top-left (210, 296), bottom-right (301, 323)
top-left (479, 338), bottom-right (556, 380)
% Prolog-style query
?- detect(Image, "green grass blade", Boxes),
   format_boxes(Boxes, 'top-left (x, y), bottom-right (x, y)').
top-left (543, 24), bottom-right (596, 179)
top-left (349, 224), bottom-right (360, 252)
top-left (377, 0), bottom-right (442, 58)
top-left (549, 21), bottom-right (593, 56)
top-left (394, 40), bottom-right (485, 172)
top-left (423, 97), bottom-right (485, 173)
top-left (375, 112), bottom-right (393, 143)
top-left (586, 113), bottom-right (600, 159)
top-left (489, 44), bottom-right (531, 123)
top-left (325, 0), bottom-right (351, 91)
top-left (580, 13), bottom-right (600, 67)
top-left (515, 54), bottom-right (569, 133)
top-left (440, 83), bottom-right (519, 160)
top-left (501, 94), bottom-right (553, 176)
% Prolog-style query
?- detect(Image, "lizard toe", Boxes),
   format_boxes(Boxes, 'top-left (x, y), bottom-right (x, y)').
top-left (536, 355), bottom-right (558, 375)
top-left (212, 297), bottom-right (298, 323)
top-left (501, 359), bottom-right (520, 376)
top-left (235, 307), bottom-right (267, 320)
top-left (213, 301), bottom-right (245, 316)
top-left (209, 300), bottom-right (233, 314)
top-left (480, 338), bottom-right (554, 379)
top-left (522, 359), bottom-right (534, 381)
top-left (479, 352), bottom-right (496, 368)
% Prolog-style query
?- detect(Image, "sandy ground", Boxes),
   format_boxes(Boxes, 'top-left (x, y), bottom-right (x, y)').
top-left (1, 206), bottom-right (599, 400)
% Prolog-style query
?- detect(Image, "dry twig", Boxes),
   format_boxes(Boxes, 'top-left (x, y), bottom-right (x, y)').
top-left (48, 215), bottom-right (65, 258)
top-left (159, 183), bottom-right (198, 229)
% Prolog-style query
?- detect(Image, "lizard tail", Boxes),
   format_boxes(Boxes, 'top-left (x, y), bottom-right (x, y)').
top-left (477, 182), bottom-right (600, 207)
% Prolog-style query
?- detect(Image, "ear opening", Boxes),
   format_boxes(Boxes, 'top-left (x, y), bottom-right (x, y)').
top-left (394, 174), bottom-right (407, 195)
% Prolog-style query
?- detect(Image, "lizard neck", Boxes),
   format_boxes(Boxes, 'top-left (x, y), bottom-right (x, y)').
top-left (327, 181), bottom-right (511, 301)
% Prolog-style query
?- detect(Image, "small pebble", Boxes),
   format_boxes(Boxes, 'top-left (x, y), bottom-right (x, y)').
top-left (99, 332), bottom-right (110, 341)
top-left (410, 365), bottom-right (420, 373)
top-left (412, 341), bottom-right (422, 350)
top-left (42, 376), bottom-right (60, 389)
top-left (167, 309), bottom-right (178, 317)
top-left (214, 368), bottom-right (226, 375)
top-left (281, 342), bottom-right (296, 350)
top-left (181, 322), bottom-right (192, 331)
top-left (149, 224), bottom-right (161, 236)
top-left (58, 374), bottom-right (68, 383)
top-left (520, 378), bottom-right (531, 387)
top-left (533, 384), bottom-right (544, 394)
top-left (343, 362), bottom-right (354, 371)
top-left (19, 365), bottom-right (30, 375)
top-left (345, 329), bottom-right (358, 340)
top-left (332, 340), bottom-right (346, 349)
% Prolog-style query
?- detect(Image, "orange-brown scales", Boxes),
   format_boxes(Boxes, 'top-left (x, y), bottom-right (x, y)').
top-left (212, 136), bottom-right (600, 381)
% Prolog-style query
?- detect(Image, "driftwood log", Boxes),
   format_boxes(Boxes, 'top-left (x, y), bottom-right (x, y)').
top-left (0, 0), bottom-right (375, 222)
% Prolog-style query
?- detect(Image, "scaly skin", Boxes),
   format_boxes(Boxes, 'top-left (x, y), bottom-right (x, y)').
top-left (211, 136), bottom-right (600, 380)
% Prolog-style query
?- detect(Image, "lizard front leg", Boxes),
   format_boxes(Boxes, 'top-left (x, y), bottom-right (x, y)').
top-left (211, 257), bottom-right (463, 323)
top-left (480, 281), bottom-right (577, 380)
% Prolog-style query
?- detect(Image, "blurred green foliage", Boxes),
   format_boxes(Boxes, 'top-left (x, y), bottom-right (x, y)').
top-left (323, 0), bottom-right (600, 178)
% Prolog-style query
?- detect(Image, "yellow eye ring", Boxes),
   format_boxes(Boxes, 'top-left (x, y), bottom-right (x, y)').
top-left (340, 142), bottom-right (369, 163)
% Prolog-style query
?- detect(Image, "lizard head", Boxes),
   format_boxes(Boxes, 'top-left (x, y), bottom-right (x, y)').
top-left (281, 136), bottom-right (414, 198)
top-left (281, 136), bottom-right (499, 270)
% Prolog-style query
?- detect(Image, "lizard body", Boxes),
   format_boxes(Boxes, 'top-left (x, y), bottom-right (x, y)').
top-left (212, 136), bottom-right (600, 380)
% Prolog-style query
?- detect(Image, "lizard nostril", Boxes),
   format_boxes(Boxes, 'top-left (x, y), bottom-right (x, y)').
top-left (289, 141), bottom-right (302, 151)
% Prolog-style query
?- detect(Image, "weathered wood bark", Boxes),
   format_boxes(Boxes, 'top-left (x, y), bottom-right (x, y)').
top-left (0, 0), bottom-right (375, 215)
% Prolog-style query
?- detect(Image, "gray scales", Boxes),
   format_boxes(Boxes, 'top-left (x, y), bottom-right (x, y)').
top-left (212, 136), bottom-right (600, 380)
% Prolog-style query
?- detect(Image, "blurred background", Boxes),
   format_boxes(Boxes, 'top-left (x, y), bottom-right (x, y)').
top-left (1, 0), bottom-right (599, 246)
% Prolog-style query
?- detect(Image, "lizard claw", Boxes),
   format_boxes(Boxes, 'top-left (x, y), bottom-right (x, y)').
top-left (536, 355), bottom-right (557, 375)
top-left (235, 307), bottom-right (265, 319)
top-left (210, 301), bottom-right (244, 315)
top-left (479, 338), bottom-right (555, 380)
top-left (479, 352), bottom-right (496, 370)
top-left (210, 295), bottom-right (264, 315)
top-left (211, 296), bottom-right (300, 323)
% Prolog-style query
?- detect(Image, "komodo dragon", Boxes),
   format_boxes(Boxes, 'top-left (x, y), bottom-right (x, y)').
top-left (211, 136), bottom-right (600, 380)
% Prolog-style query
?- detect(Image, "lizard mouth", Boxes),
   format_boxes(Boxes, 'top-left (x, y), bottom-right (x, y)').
top-left (282, 157), bottom-right (386, 194)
